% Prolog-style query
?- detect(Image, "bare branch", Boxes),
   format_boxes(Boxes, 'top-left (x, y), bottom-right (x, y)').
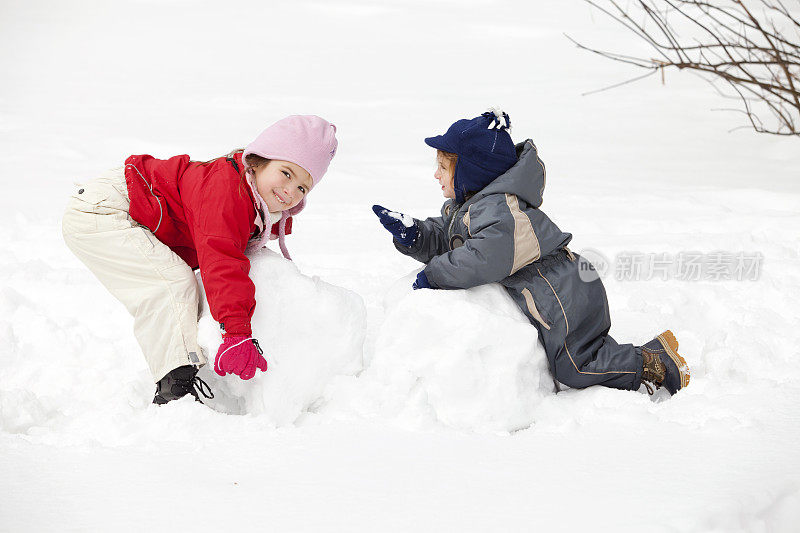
top-left (574, 0), bottom-right (800, 136)
top-left (582, 69), bottom-right (661, 96)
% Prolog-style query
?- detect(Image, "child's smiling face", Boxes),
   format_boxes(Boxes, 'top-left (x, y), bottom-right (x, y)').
top-left (435, 152), bottom-right (456, 199)
top-left (254, 160), bottom-right (313, 212)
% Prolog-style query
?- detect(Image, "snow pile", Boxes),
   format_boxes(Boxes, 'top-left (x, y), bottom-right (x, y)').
top-left (329, 273), bottom-right (553, 433)
top-left (196, 248), bottom-right (366, 426)
top-left (5, 0), bottom-right (800, 528)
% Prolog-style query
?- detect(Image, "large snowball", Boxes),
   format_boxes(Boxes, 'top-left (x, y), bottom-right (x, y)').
top-left (337, 273), bottom-right (554, 433)
top-left (196, 248), bottom-right (366, 426)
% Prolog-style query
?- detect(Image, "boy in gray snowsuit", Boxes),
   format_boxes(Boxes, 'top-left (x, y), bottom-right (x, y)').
top-left (372, 110), bottom-right (690, 395)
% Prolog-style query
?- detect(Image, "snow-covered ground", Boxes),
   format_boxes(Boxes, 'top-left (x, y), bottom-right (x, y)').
top-left (2, 1), bottom-right (800, 531)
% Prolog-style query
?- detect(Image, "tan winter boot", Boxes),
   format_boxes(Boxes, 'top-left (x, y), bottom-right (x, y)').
top-left (639, 330), bottom-right (691, 395)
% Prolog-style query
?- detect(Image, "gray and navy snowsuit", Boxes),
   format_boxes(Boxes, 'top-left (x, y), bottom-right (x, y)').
top-left (397, 140), bottom-right (643, 390)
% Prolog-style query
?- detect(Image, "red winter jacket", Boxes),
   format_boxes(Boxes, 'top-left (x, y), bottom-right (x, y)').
top-left (124, 151), bottom-right (269, 336)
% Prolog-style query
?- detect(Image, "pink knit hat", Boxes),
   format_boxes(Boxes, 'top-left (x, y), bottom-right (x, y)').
top-left (242, 115), bottom-right (338, 259)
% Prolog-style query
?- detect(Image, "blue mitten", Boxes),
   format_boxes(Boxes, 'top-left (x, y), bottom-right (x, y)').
top-left (412, 270), bottom-right (432, 290)
top-left (372, 205), bottom-right (418, 247)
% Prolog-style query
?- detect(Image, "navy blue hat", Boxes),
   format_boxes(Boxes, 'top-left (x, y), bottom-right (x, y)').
top-left (425, 109), bottom-right (518, 203)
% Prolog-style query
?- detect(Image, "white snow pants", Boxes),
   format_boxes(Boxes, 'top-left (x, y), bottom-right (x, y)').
top-left (61, 168), bottom-right (208, 382)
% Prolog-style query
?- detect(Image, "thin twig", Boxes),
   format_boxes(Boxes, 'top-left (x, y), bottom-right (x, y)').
top-left (573, 0), bottom-right (800, 136)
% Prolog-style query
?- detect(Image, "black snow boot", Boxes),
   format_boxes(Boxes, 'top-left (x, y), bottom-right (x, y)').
top-left (153, 365), bottom-right (214, 405)
top-left (639, 330), bottom-right (691, 395)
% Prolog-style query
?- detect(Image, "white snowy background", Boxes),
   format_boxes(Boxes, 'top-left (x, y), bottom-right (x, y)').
top-left (2, 0), bottom-right (799, 531)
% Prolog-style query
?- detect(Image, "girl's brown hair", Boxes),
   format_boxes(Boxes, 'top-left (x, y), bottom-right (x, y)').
top-left (244, 152), bottom-right (270, 170)
top-left (437, 150), bottom-right (457, 177)
top-left (197, 149), bottom-right (270, 170)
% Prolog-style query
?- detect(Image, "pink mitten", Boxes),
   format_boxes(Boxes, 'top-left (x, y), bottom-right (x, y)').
top-left (214, 336), bottom-right (268, 380)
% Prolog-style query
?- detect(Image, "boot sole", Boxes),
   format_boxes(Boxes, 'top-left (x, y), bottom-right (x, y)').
top-left (657, 330), bottom-right (691, 390)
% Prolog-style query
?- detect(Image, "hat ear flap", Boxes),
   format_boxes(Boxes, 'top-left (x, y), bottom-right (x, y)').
top-left (453, 159), bottom-right (465, 204)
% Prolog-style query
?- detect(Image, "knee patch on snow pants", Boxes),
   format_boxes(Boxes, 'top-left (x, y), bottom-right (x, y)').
top-left (61, 168), bottom-right (207, 382)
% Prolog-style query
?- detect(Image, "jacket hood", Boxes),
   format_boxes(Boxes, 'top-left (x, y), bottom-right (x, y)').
top-left (469, 140), bottom-right (546, 208)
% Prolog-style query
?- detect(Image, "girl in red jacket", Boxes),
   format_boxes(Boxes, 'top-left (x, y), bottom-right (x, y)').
top-left (62, 115), bottom-right (338, 405)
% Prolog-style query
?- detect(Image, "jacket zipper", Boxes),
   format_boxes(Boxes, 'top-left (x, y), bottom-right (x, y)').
top-left (447, 202), bottom-right (465, 243)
